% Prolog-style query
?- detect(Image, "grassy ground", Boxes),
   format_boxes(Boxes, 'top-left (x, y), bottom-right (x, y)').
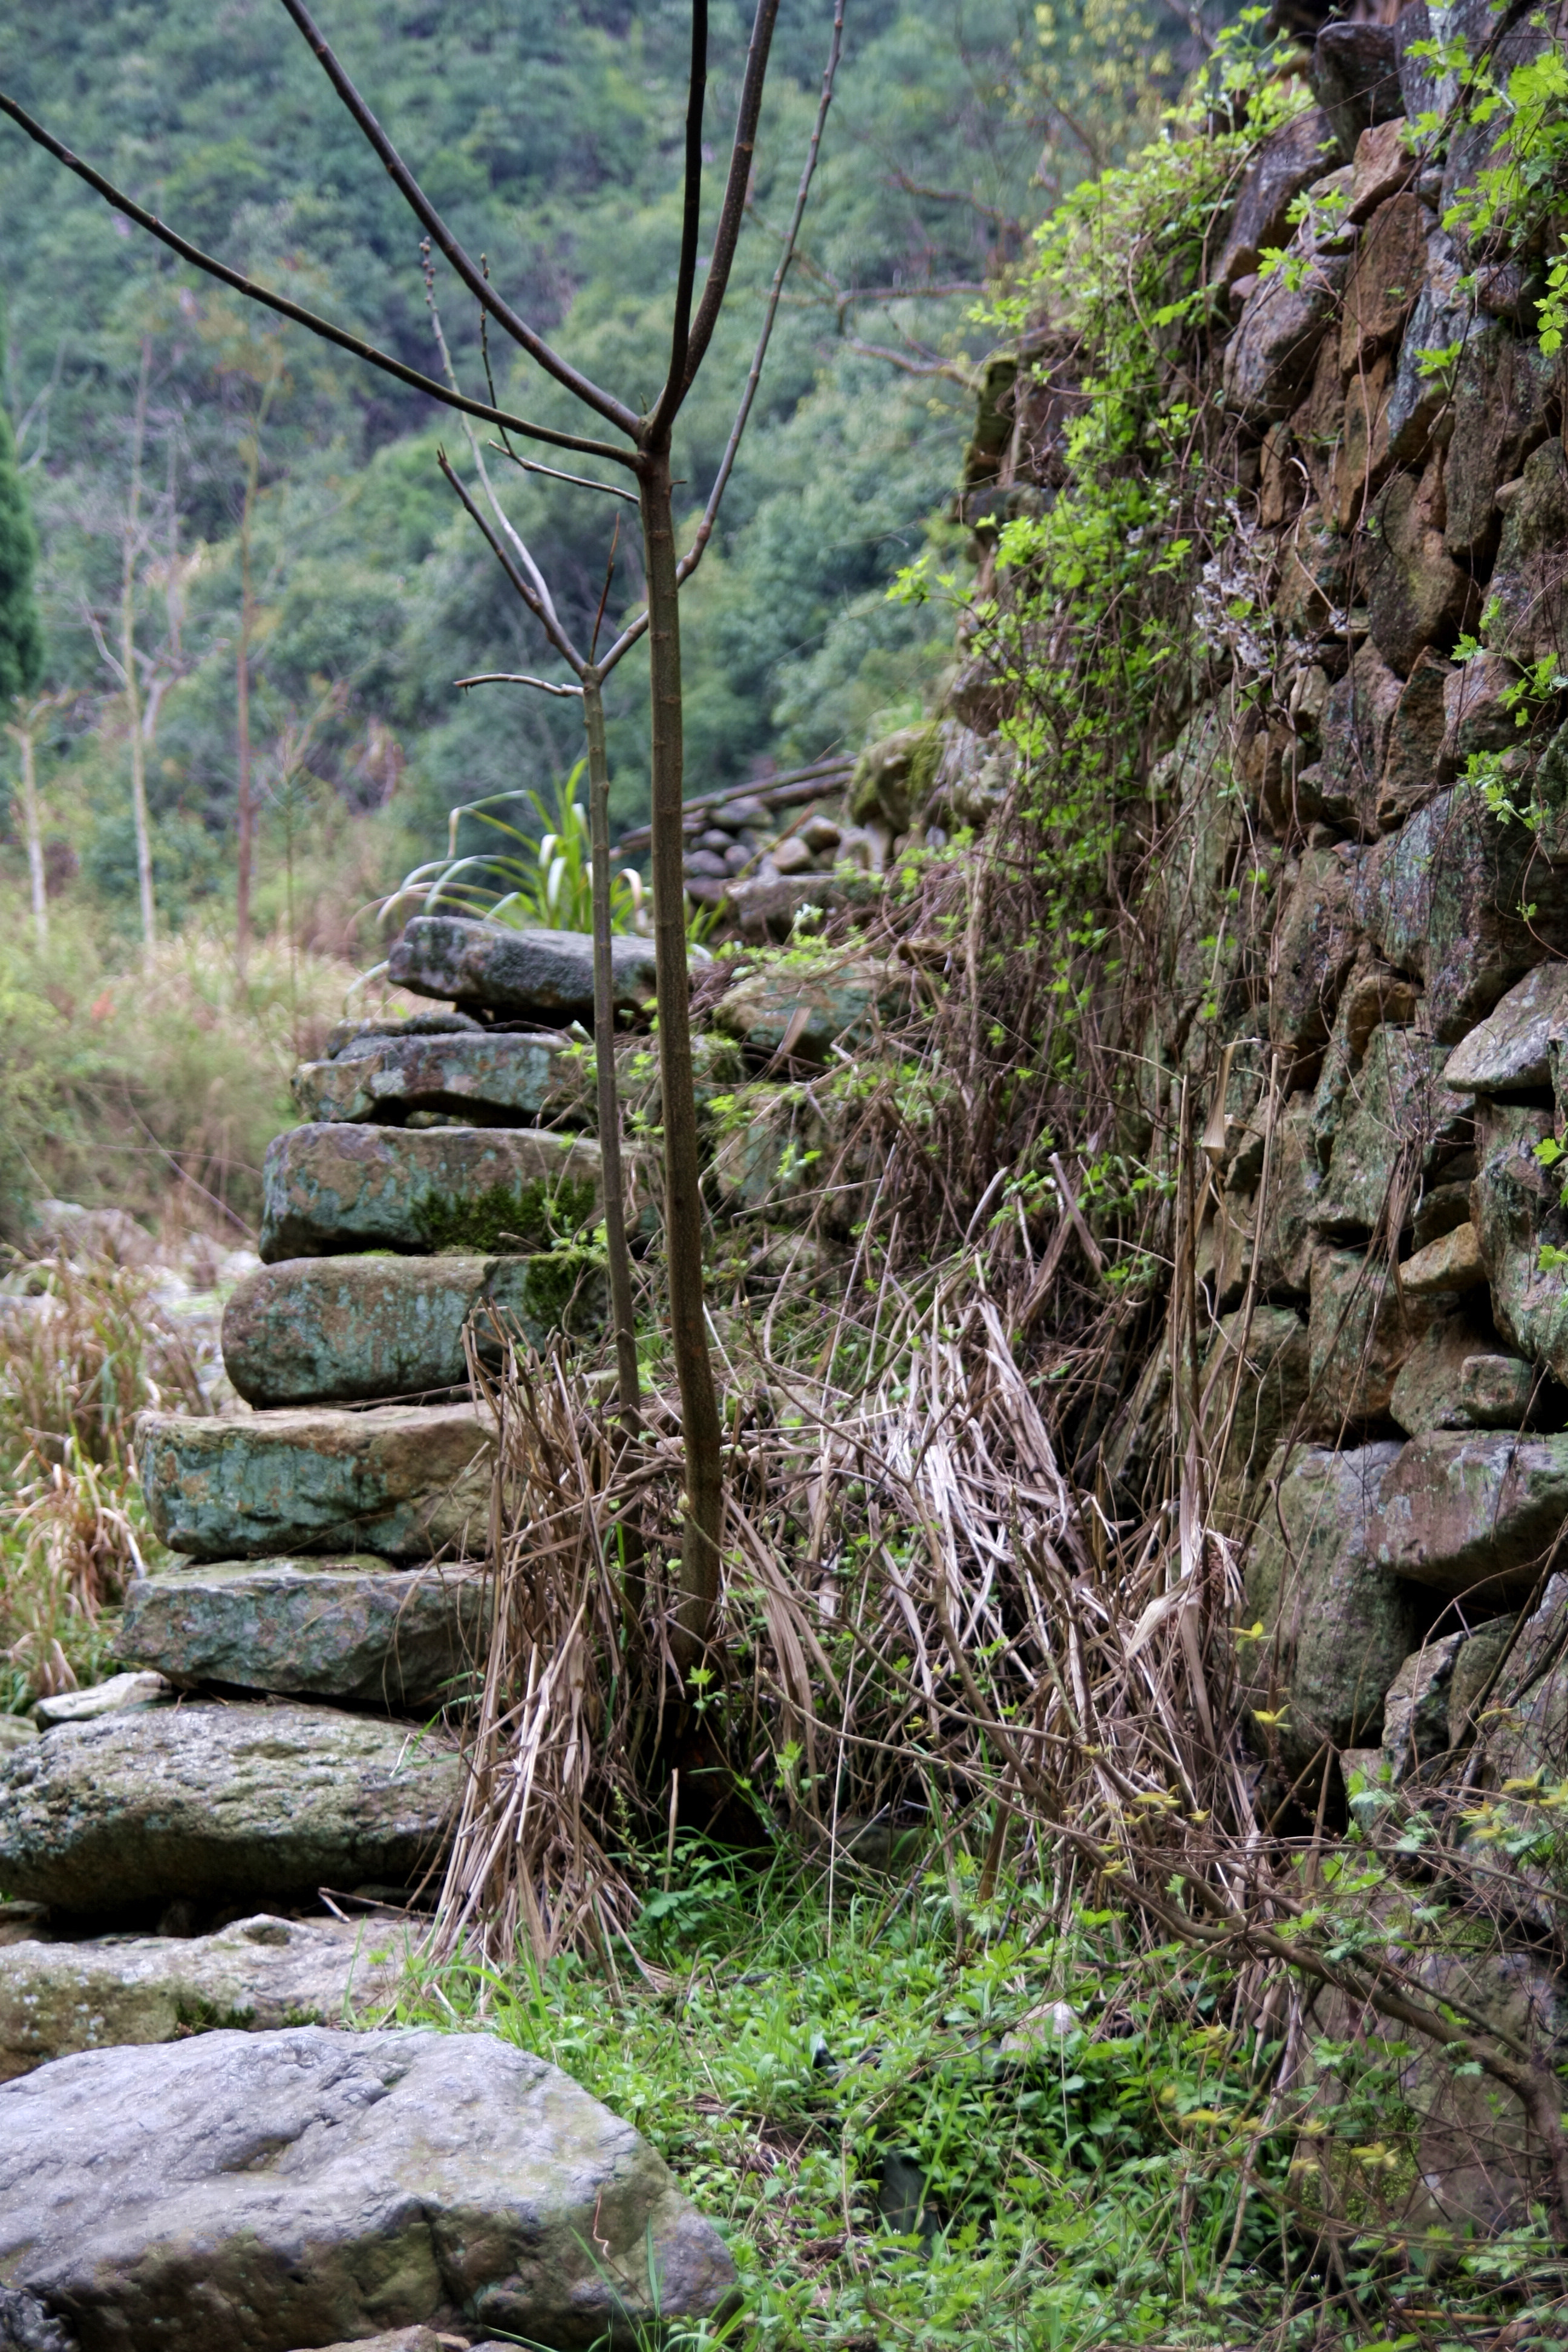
top-left (385, 1845), bottom-right (1565, 2351)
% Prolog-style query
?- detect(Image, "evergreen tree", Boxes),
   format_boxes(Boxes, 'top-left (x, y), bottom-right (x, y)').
top-left (0, 400), bottom-right (42, 701)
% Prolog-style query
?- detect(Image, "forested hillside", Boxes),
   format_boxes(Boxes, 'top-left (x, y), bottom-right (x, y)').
top-left (1, 0), bottom-right (1169, 948)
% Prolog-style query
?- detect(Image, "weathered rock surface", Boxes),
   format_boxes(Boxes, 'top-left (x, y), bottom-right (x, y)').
top-left (1312, 29), bottom-right (1400, 160)
top-left (1398, 1218), bottom-right (1487, 1297)
top-left (387, 915), bottom-right (662, 1025)
top-left (1312, 1023), bottom-right (1469, 1240)
top-left (0, 2025), bottom-right (737, 2351)
top-left (1367, 1429), bottom-right (1568, 1598)
top-left (293, 1028), bottom-right (575, 1127)
top-left (1339, 191), bottom-right (1425, 374)
top-left (259, 1123), bottom-right (603, 1262)
top-left (1471, 1101), bottom-right (1568, 1380)
top-left (1218, 108), bottom-right (1339, 283)
top-left (1241, 1441), bottom-right (1422, 1773)
top-left (1380, 1632), bottom-right (1463, 1783)
top-left (1269, 845), bottom-right (1363, 1068)
top-left (0, 1702), bottom-right (462, 1911)
top-left (223, 1252), bottom-right (606, 1407)
top-left (120, 1558), bottom-right (490, 1710)
top-left (0, 1914), bottom-right (414, 2082)
top-left (1365, 457), bottom-right (1478, 678)
top-left (1307, 1246), bottom-right (1434, 1429)
top-left (1385, 229), bottom-right (1469, 466)
top-left (1224, 245), bottom-right (1352, 429)
top-left (707, 955), bottom-right (900, 1065)
top-left (1445, 961), bottom-right (1568, 1095)
top-left (1387, 1310), bottom-right (1509, 1436)
top-left (1486, 439), bottom-right (1568, 667)
top-left (136, 1403), bottom-right (495, 1561)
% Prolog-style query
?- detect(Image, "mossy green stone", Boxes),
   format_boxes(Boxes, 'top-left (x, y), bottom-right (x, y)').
top-left (120, 1557), bottom-right (491, 1710)
top-left (136, 1402), bottom-right (495, 1561)
top-left (223, 1252), bottom-right (606, 1407)
top-left (293, 1028), bottom-right (575, 1126)
top-left (258, 1123), bottom-right (602, 1261)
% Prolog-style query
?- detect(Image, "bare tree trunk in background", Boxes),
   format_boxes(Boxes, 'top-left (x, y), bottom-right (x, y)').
top-left (121, 338), bottom-right (156, 965)
top-left (639, 448), bottom-right (722, 1671)
top-left (5, 714), bottom-right (47, 949)
top-left (581, 669), bottom-right (644, 1425)
top-left (235, 451), bottom-right (256, 976)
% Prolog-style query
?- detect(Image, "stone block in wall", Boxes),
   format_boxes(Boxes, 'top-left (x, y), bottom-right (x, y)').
top-left (1276, 503), bottom-right (1354, 637)
top-left (1354, 785), bottom-right (1566, 1039)
top-left (1484, 439), bottom-right (1568, 668)
top-left (1439, 651), bottom-right (1521, 779)
top-left (1313, 641), bottom-right (1404, 827)
top-left (1339, 192), bottom-right (1426, 374)
top-left (292, 1028), bottom-right (573, 1128)
top-left (1269, 844), bottom-right (1365, 1070)
top-left (1296, 333), bottom-right (1347, 514)
top-left (1218, 108), bottom-right (1341, 284)
top-left (1347, 119), bottom-right (1416, 224)
top-left (1240, 1439), bottom-right (1420, 1774)
top-left (1384, 227), bottom-right (1471, 467)
top-left (1399, 1217), bottom-right (1488, 1296)
top-left (1224, 247), bottom-right (1353, 429)
top-left (1376, 647), bottom-right (1451, 826)
top-left (1313, 28), bottom-right (1403, 162)
top-left (1308, 1243), bottom-right (1436, 1428)
top-left (258, 1123), bottom-right (604, 1262)
top-left (1388, 1308), bottom-right (1529, 1436)
top-left (1252, 1094), bottom-right (1324, 1299)
top-left (1334, 350), bottom-right (1395, 529)
top-left (1202, 1303), bottom-right (1312, 1509)
top-left (1308, 959), bottom-right (1423, 1174)
top-left (1381, 1629), bottom-right (1465, 1780)
top-left (1449, 1613), bottom-right (1516, 1746)
top-left (1365, 456), bottom-right (1479, 676)
top-left (1471, 1099), bottom-right (1568, 1382)
top-left (1312, 1023), bottom-right (1471, 1241)
top-left (1368, 1428), bottom-right (1568, 1599)
top-left (1442, 327), bottom-right (1556, 575)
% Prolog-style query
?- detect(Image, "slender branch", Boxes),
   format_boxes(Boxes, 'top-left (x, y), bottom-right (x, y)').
top-left (675, 0), bottom-right (783, 407)
top-left (275, 0), bottom-right (639, 439)
top-left (0, 88), bottom-right (638, 469)
top-left (651, 0), bottom-right (709, 441)
top-left (887, 170), bottom-right (1024, 238)
top-left (436, 452), bottom-right (585, 673)
top-left (491, 443), bottom-right (638, 503)
top-left (456, 672), bottom-right (583, 696)
top-left (843, 337), bottom-right (981, 388)
top-left (597, 0), bottom-right (844, 678)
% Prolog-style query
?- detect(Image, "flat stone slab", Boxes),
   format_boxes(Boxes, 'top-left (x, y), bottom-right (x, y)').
top-left (294, 1027), bottom-right (575, 1126)
top-left (1443, 959), bottom-right (1568, 1093)
top-left (0, 1702), bottom-right (462, 1912)
top-left (33, 1671), bottom-right (173, 1728)
top-left (223, 1252), bottom-right (606, 1407)
top-left (120, 1557), bottom-right (491, 1710)
top-left (0, 1913), bottom-right (415, 2082)
top-left (0, 2026), bottom-right (737, 2350)
top-left (388, 913), bottom-right (660, 1024)
top-left (1367, 1430), bottom-right (1568, 1598)
top-left (259, 1122), bottom-right (603, 1262)
top-left (137, 1403), bottom-right (495, 1561)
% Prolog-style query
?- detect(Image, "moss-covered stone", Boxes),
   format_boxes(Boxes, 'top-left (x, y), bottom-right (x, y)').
top-left (258, 1123), bottom-right (602, 1261)
top-left (293, 1028), bottom-right (575, 1127)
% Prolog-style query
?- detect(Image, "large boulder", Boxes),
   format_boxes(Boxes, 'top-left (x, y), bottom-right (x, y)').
top-left (293, 1028), bottom-right (574, 1127)
top-left (0, 2026), bottom-right (737, 2350)
top-left (120, 1557), bottom-right (491, 1711)
top-left (0, 1914), bottom-right (413, 2083)
top-left (1367, 1429), bottom-right (1568, 1599)
top-left (1240, 1441), bottom-right (1423, 1774)
top-left (387, 916), bottom-right (661, 1025)
top-left (258, 1123), bottom-right (603, 1261)
top-left (0, 1702), bottom-right (461, 1911)
top-left (223, 1252), bottom-right (606, 1408)
top-left (135, 1403), bottom-right (495, 1562)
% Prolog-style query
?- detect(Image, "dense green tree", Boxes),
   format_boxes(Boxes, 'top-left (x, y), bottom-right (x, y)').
top-left (0, 400), bottom-right (42, 702)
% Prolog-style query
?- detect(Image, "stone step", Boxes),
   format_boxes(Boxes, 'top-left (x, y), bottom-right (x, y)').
top-left (260, 1121), bottom-right (603, 1261)
top-left (0, 1701), bottom-right (462, 1912)
top-left (120, 1557), bottom-right (491, 1711)
top-left (0, 1912), bottom-right (415, 2082)
top-left (0, 2027), bottom-right (738, 2351)
top-left (136, 1402), bottom-right (494, 1561)
top-left (388, 913), bottom-right (660, 1023)
top-left (293, 1023), bottom-right (577, 1126)
top-left (223, 1251), bottom-right (606, 1407)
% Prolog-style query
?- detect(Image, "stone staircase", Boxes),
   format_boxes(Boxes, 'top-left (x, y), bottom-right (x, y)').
top-left (0, 919), bottom-right (627, 1928)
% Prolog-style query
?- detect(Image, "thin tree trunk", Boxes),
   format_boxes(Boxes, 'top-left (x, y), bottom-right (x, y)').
top-left (122, 338), bottom-right (155, 964)
top-left (16, 722), bottom-right (47, 950)
top-left (235, 445), bottom-right (256, 976)
top-left (581, 669), bottom-right (642, 1423)
top-left (638, 445), bottom-right (722, 1673)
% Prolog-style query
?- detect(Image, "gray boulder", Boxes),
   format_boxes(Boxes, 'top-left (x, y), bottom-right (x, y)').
top-left (0, 1702), bottom-right (462, 1911)
top-left (1223, 229), bottom-right (1351, 428)
top-left (1241, 1442), bottom-right (1420, 1774)
top-left (259, 1122), bottom-right (603, 1262)
top-left (1367, 1429), bottom-right (1568, 1599)
top-left (0, 2026), bottom-right (737, 2350)
top-left (0, 1914), bottom-right (414, 2082)
top-left (293, 1027), bottom-right (574, 1127)
top-left (120, 1557), bottom-right (490, 1711)
top-left (223, 1252), bottom-right (606, 1408)
top-left (1442, 960), bottom-right (1568, 1095)
top-left (136, 1402), bottom-right (495, 1561)
top-left (388, 915), bottom-right (660, 1025)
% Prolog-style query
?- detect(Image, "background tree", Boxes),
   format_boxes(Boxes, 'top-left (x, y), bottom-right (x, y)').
top-left (0, 393), bottom-right (45, 939)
